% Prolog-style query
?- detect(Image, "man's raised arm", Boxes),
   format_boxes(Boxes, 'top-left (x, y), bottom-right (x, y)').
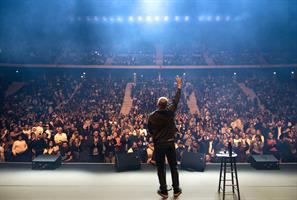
top-left (168, 76), bottom-right (182, 112)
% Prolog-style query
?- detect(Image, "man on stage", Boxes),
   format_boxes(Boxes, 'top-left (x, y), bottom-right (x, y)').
top-left (148, 76), bottom-right (182, 199)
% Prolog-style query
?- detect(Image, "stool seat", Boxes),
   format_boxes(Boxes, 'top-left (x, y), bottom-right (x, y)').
top-left (217, 152), bottom-right (240, 200)
top-left (216, 152), bottom-right (238, 158)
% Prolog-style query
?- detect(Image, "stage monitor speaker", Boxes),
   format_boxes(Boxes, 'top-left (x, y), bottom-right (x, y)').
top-left (250, 154), bottom-right (279, 170)
top-left (181, 152), bottom-right (206, 172)
top-left (115, 152), bottom-right (141, 172)
top-left (32, 154), bottom-right (61, 170)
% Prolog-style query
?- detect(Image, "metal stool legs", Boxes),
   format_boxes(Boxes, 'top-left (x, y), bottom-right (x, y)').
top-left (234, 159), bottom-right (241, 200)
top-left (218, 160), bottom-right (223, 192)
top-left (218, 157), bottom-right (240, 200)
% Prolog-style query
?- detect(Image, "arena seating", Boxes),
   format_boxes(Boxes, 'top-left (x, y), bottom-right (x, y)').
top-left (0, 71), bottom-right (296, 163)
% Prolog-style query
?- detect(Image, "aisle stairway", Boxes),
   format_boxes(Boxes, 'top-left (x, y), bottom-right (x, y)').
top-left (105, 57), bottom-right (113, 65)
top-left (203, 52), bottom-right (215, 65)
top-left (56, 83), bottom-right (82, 109)
top-left (120, 82), bottom-right (134, 115)
top-left (184, 82), bottom-right (200, 115)
top-left (258, 53), bottom-right (268, 64)
top-left (238, 82), bottom-right (266, 111)
top-left (155, 45), bottom-right (163, 66)
top-left (5, 82), bottom-right (26, 97)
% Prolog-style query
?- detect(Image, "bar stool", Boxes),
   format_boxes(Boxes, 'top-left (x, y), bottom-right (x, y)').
top-left (217, 152), bottom-right (240, 200)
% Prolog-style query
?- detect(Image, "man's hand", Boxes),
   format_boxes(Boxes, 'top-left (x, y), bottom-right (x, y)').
top-left (176, 76), bottom-right (182, 89)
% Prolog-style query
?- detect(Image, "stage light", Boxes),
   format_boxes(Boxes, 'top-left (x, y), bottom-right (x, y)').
top-left (69, 16), bottom-right (74, 22)
top-left (94, 16), bottom-right (99, 21)
top-left (184, 16), bottom-right (189, 21)
top-left (174, 16), bottom-right (180, 21)
top-left (225, 16), bottom-right (231, 21)
top-left (16, 70), bottom-right (19, 73)
top-left (198, 16), bottom-right (205, 21)
top-left (83, 72), bottom-right (86, 75)
top-left (155, 16), bottom-right (160, 21)
top-left (146, 16), bottom-right (152, 22)
top-left (207, 16), bottom-right (212, 21)
top-left (216, 16), bottom-right (221, 21)
top-left (129, 16), bottom-right (134, 22)
top-left (102, 17), bottom-right (107, 22)
top-left (117, 17), bottom-right (123, 22)
top-left (138, 16), bottom-right (143, 21)
top-left (109, 17), bottom-right (114, 22)
top-left (164, 16), bottom-right (169, 21)
top-left (273, 72), bottom-right (277, 75)
top-left (80, 75), bottom-right (84, 79)
top-left (291, 71), bottom-right (295, 75)
top-left (183, 73), bottom-right (186, 76)
top-left (233, 72), bottom-right (237, 76)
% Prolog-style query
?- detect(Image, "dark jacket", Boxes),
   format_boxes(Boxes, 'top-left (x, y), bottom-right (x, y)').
top-left (148, 88), bottom-right (181, 145)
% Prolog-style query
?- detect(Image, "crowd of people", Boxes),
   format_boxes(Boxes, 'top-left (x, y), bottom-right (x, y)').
top-left (209, 51), bottom-right (261, 65)
top-left (0, 71), bottom-right (296, 164)
top-left (1, 41), bottom-right (296, 66)
top-left (163, 44), bottom-right (207, 66)
top-left (189, 76), bottom-right (296, 162)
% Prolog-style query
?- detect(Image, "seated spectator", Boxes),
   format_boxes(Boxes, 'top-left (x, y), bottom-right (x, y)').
top-left (43, 140), bottom-right (59, 155)
top-left (12, 135), bottom-right (28, 162)
top-left (234, 141), bottom-right (250, 163)
top-left (35, 121), bottom-right (44, 136)
top-left (0, 141), bottom-right (5, 162)
top-left (120, 134), bottom-right (132, 153)
top-left (250, 135), bottom-right (264, 155)
top-left (30, 133), bottom-right (47, 158)
top-left (54, 127), bottom-right (68, 144)
top-left (146, 137), bottom-right (155, 164)
top-left (60, 142), bottom-right (73, 162)
top-left (264, 132), bottom-right (279, 159)
top-left (176, 141), bottom-right (185, 162)
top-left (139, 124), bottom-right (147, 137)
top-left (252, 130), bottom-right (265, 143)
top-left (44, 124), bottom-right (53, 139)
top-left (71, 137), bottom-right (83, 161)
top-left (22, 125), bottom-right (32, 140)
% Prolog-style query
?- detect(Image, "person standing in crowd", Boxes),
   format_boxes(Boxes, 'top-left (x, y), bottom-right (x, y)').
top-left (89, 131), bottom-right (103, 162)
top-left (104, 135), bottom-right (116, 163)
top-left (250, 134), bottom-right (264, 155)
top-left (148, 76), bottom-right (182, 199)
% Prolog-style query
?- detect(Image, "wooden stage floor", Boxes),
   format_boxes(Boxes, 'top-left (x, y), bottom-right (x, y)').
top-left (0, 163), bottom-right (296, 200)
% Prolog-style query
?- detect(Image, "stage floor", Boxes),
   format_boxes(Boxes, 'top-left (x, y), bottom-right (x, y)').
top-left (0, 163), bottom-right (296, 200)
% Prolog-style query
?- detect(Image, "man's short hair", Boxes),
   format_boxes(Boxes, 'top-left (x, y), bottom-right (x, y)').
top-left (157, 97), bottom-right (168, 109)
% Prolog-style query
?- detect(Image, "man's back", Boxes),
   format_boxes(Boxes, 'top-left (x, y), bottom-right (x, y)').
top-left (148, 110), bottom-right (176, 144)
top-left (148, 87), bottom-right (181, 144)
top-left (147, 76), bottom-right (183, 199)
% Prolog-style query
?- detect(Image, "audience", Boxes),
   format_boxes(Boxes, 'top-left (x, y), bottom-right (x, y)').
top-left (0, 71), bottom-right (296, 164)
top-left (1, 41), bottom-right (296, 65)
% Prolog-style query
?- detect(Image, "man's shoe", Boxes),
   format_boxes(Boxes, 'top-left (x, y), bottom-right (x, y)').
top-left (157, 190), bottom-right (168, 199)
top-left (174, 188), bottom-right (182, 198)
